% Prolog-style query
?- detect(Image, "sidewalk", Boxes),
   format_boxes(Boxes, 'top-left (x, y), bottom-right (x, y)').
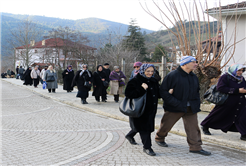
top-left (2, 78), bottom-right (246, 151)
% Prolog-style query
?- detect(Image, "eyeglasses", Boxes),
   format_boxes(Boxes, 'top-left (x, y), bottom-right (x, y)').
top-left (83, 67), bottom-right (87, 68)
top-left (134, 66), bottom-right (140, 68)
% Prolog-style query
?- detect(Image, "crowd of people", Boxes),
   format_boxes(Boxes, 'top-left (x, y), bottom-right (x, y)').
top-left (3, 58), bottom-right (246, 157)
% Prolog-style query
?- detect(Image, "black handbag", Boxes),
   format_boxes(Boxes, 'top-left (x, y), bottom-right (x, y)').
top-left (83, 76), bottom-right (92, 88)
top-left (103, 81), bottom-right (109, 87)
top-left (46, 75), bottom-right (55, 82)
top-left (204, 85), bottom-right (228, 105)
top-left (119, 92), bottom-right (147, 118)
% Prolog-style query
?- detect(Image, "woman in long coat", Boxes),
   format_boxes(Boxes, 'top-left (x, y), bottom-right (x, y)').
top-left (92, 65), bottom-right (107, 102)
top-left (201, 64), bottom-right (246, 141)
top-left (124, 64), bottom-right (159, 156)
top-left (43, 65), bottom-right (58, 93)
top-left (72, 64), bottom-right (92, 104)
top-left (62, 65), bottom-right (74, 92)
top-left (23, 67), bottom-right (33, 86)
top-left (109, 66), bottom-right (126, 102)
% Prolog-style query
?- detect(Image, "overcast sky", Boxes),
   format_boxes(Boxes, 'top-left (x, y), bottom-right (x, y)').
top-left (0, 0), bottom-right (244, 31)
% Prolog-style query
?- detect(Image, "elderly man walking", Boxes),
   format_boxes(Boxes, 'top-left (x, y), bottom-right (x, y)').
top-left (155, 56), bottom-right (211, 156)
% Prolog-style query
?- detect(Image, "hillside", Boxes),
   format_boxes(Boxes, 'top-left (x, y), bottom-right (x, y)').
top-left (144, 21), bottom-right (218, 51)
top-left (1, 12), bottom-right (154, 57)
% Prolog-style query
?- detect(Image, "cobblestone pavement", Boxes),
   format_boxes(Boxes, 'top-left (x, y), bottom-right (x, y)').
top-left (1, 80), bottom-right (246, 166)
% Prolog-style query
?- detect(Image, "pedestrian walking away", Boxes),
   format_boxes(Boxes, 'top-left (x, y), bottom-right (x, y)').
top-left (43, 65), bottom-right (58, 93)
top-left (72, 64), bottom-right (92, 104)
top-left (23, 67), bottom-right (33, 86)
top-left (155, 55), bottom-right (211, 156)
top-left (62, 65), bottom-right (74, 92)
top-left (40, 66), bottom-right (48, 84)
top-left (125, 64), bottom-right (160, 156)
top-left (201, 63), bottom-right (246, 141)
top-left (130, 61), bottom-right (142, 80)
top-left (18, 66), bottom-right (25, 80)
top-left (109, 66), bottom-right (126, 102)
top-left (31, 65), bottom-right (41, 88)
top-left (92, 65), bottom-right (107, 102)
top-left (16, 66), bottom-right (19, 79)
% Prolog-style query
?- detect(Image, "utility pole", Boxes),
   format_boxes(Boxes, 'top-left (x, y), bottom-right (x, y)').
top-left (162, 56), bottom-right (167, 81)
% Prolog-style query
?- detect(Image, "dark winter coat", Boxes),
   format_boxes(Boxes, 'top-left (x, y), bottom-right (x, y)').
top-left (23, 69), bottom-right (33, 85)
top-left (103, 68), bottom-right (111, 82)
top-left (201, 73), bottom-right (246, 135)
top-left (160, 66), bottom-right (201, 113)
top-left (92, 71), bottom-right (107, 97)
top-left (72, 70), bottom-right (93, 99)
top-left (62, 69), bottom-right (74, 91)
top-left (125, 73), bottom-right (159, 133)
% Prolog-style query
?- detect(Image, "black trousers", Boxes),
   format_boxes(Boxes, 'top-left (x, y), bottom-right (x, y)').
top-left (48, 89), bottom-right (55, 92)
top-left (33, 79), bottom-right (39, 87)
top-left (95, 95), bottom-right (106, 101)
top-left (126, 130), bottom-right (152, 149)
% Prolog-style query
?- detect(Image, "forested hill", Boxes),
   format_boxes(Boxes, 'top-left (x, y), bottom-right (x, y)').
top-left (1, 12), bottom-right (154, 57)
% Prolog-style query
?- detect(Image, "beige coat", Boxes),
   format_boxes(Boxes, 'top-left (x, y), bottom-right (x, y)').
top-left (110, 80), bottom-right (124, 95)
top-left (30, 69), bottom-right (40, 79)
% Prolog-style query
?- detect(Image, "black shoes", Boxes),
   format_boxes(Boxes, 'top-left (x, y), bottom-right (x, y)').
top-left (240, 135), bottom-right (246, 141)
top-left (143, 148), bottom-right (156, 156)
top-left (155, 141), bottom-right (168, 147)
top-left (81, 99), bottom-right (88, 104)
top-left (102, 100), bottom-right (107, 102)
top-left (190, 149), bottom-right (211, 156)
top-left (125, 136), bottom-right (137, 145)
top-left (202, 126), bottom-right (212, 135)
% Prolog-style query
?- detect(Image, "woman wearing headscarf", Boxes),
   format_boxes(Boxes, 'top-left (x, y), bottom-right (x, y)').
top-left (109, 66), bottom-right (126, 102)
top-left (201, 64), bottom-right (246, 141)
top-left (72, 64), bottom-right (92, 104)
top-left (23, 67), bottom-right (33, 86)
top-left (92, 65), bottom-right (107, 102)
top-left (31, 65), bottom-right (40, 88)
top-left (62, 65), bottom-right (75, 92)
top-left (130, 61), bottom-right (142, 80)
top-left (124, 64), bottom-right (160, 156)
top-left (43, 65), bottom-right (58, 93)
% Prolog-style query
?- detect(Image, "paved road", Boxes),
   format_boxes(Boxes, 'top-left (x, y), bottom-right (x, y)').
top-left (1, 80), bottom-right (246, 166)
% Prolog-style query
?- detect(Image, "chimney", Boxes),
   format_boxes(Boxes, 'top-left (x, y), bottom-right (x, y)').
top-left (30, 40), bottom-right (35, 46)
top-left (42, 40), bottom-right (45, 46)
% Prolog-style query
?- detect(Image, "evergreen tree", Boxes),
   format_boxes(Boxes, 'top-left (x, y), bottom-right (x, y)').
top-left (123, 19), bottom-right (147, 60)
top-left (152, 44), bottom-right (168, 62)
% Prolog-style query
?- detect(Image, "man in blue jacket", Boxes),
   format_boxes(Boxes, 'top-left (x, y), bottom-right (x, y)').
top-left (155, 56), bottom-right (211, 156)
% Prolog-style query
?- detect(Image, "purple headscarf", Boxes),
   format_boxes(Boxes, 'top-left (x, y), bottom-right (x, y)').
top-left (67, 65), bottom-right (73, 72)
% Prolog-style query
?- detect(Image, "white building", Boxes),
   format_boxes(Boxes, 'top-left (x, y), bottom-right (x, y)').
top-left (207, 2), bottom-right (246, 78)
top-left (15, 38), bottom-right (97, 69)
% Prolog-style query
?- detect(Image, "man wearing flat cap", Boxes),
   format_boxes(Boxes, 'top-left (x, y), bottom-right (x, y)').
top-left (155, 56), bottom-right (211, 156)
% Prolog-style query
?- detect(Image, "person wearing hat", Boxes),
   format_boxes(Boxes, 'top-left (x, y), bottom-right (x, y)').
top-left (201, 64), bottom-right (246, 141)
top-left (130, 61), bottom-right (142, 80)
top-left (155, 56), bottom-right (211, 156)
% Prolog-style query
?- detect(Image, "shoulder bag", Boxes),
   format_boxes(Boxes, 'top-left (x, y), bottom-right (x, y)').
top-left (97, 72), bottom-right (109, 87)
top-left (46, 73), bottom-right (55, 82)
top-left (204, 75), bottom-right (229, 105)
top-left (83, 76), bottom-right (92, 88)
top-left (119, 79), bottom-right (147, 118)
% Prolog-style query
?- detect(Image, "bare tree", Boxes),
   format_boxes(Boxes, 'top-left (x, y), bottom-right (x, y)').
top-left (95, 28), bottom-right (139, 79)
top-left (8, 18), bottom-right (43, 68)
top-left (44, 26), bottom-right (93, 71)
top-left (140, 0), bottom-right (246, 101)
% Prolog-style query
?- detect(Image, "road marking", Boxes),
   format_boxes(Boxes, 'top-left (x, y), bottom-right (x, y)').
top-left (52, 132), bottom-right (113, 166)
top-left (0, 107), bottom-right (51, 117)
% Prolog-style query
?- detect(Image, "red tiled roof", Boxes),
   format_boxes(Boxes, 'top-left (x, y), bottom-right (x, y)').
top-left (202, 32), bottom-right (222, 44)
top-left (16, 38), bottom-right (97, 50)
top-left (207, 1), bottom-right (246, 11)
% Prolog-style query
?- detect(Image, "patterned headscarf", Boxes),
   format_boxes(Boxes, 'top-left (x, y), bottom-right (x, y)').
top-left (139, 64), bottom-right (156, 79)
top-left (227, 63), bottom-right (246, 82)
